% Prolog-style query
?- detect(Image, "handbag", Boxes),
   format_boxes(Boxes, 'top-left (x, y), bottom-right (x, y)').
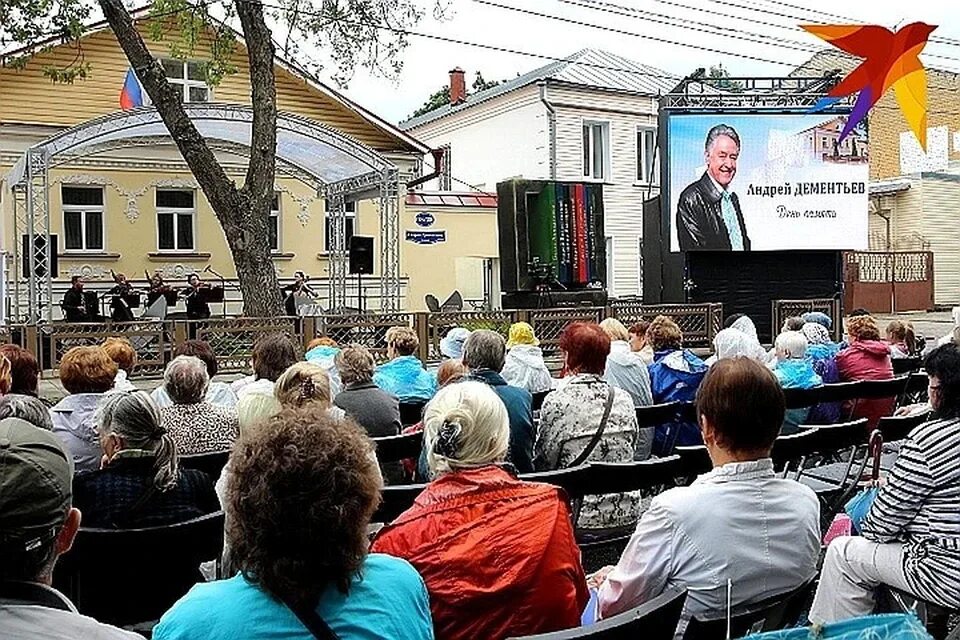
top-left (844, 429), bottom-right (884, 534)
top-left (282, 595), bottom-right (340, 640)
top-left (563, 387), bottom-right (616, 469)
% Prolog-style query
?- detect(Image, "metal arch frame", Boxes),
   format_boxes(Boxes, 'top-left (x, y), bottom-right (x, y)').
top-left (6, 103), bottom-right (402, 320)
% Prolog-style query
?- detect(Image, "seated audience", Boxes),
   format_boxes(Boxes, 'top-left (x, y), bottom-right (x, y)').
top-left (334, 346), bottom-right (401, 438)
top-left (153, 407), bottom-right (433, 640)
top-left (726, 314), bottom-right (770, 362)
top-left (231, 333), bottom-right (299, 400)
top-left (462, 330), bottom-right (534, 473)
top-left (373, 381), bottom-right (587, 640)
top-left (647, 315), bottom-right (708, 453)
top-left (628, 321), bottom-right (655, 365)
top-left (152, 340), bottom-right (237, 409)
top-left (51, 346), bottom-right (118, 473)
top-left (0, 354), bottom-right (10, 396)
top-left (0, 393), bottom-right (53, 430)
top-left (304, 336), bottom-right (343, 397)
top-left (74, 391), bottom-right (219, 528)
top-left (810, 343), bottom-right (960, 622)
top-left (600, 318), bottom-right (653, 410)
top-left (802, 322), bottom-right (842, 424)
top-left (439, 326), bottom-right (471, 360)
top-left (0, 417), bottom-right (141, 639)
top-left (236, 393), bottom-right (282, 433)
top-left (781, 316), bottom-right (805, 332)
top-left (374, 326), bottom-right (437, 402)
top-left (159, 356), bottom-right (239, 455)
top-left (837, 314), bottom-right (895, 428)
top-left (0, 344), bottom-right (40, 397)
top-left (595, 358), bottom-right (820, 625)
top-left (772, 331), bottom-right (822, 434)
top-left (103, 337), bottom-right (137, 393)
top-left (500, 322), bottom-right (553, 394)
top-left (886, 319), bottom-right (918, 359)
top-left (406, 358), bottom-right (466, 481)
top-left (802, 311), bottom-right (833, 330)
top-left (274, 362), bottom-right (345, 420)
top-left (706, 327), bottom-right (762, 366)
top-left (535, 322), bottom-right (643, 533)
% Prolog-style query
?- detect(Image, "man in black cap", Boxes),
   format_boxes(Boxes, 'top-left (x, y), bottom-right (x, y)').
top-left (0, 417), bottom-right (140, 639)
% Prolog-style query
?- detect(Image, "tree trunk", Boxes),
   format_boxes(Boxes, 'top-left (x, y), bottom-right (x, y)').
top-left (97, 0), bottom-right (283, 317)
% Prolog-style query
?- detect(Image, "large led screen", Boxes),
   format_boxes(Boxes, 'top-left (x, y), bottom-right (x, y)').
top-left (667, 113), bottom-right (869, 252)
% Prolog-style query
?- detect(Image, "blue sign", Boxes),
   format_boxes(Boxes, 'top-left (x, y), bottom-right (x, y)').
top-left (415, 211), bottom-right (435, 227)
top-left (406, 230), bottom-right (446, 245)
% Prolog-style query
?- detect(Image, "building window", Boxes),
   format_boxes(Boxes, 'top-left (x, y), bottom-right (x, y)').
top-left (324, 200), bottom-right (356, 252)
top-left (439, 144), bottom-right (452, 190)
top-left (62, 186), bottom-right (104, 251)
top-left (583, 121), bottom-right (609, 180)
top-left (270, 193), bottom-right (280, 252)
top-left (161, 58), bottom-right (210, 103)
top-left (636, 127), bottom-right (658, 184)
top-left (156, 189), bottom-right (195, 251)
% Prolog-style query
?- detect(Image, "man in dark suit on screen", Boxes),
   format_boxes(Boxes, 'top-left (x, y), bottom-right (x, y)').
top-left (676, 124), bottom-right (751, 251)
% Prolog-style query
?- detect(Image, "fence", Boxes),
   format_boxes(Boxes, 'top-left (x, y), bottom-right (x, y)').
top-left (771, 298), bottom-right (842, 343)
top-left (843, 251), bottom-right (934, 313)
top-left (8, 301), bottom-right (732, 379)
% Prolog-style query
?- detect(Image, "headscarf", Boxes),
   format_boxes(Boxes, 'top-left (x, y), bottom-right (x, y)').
top-left (801, 322), bottom-right (831, 346)
top-left (506, 322), bottom-right (539, 348)
top-left (712, 328), bottom-right (757, 361)
top-left (802, 311), bottom-right (832, 330)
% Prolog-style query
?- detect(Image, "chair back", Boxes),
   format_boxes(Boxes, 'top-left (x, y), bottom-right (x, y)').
top-left (783, 386), bottom-right (824, 409)
top-left (892, 357), bottom-right (922, 375)
top-left (179, 450), bottom-right (230, 479)
top-left (374, 482), bottom-right (426, 523)
top-left (507, 587), bottom-right (687, 639)
top-left (636, 402), bottom-right (681, 428)
top-left (587, 455), bottom-right (685, 495)
top-left (682, 580), bottom-right (815, 640)
top-left (877, 412), bottom-right (928, 443)
top-left (532, 390), bottom-right (551, 412)
top-left (53, 511), bottom-right (225, 627)
top-left (675, 445), bottom-right (712, 478)
top-left (399, 400), bottom-right (427, 427)
top-left (521, 465), bottom-right (595, 501)
top-left (814, 381), bottom-right (867, 405)
top-left (373, 431), bottom-right (424, 463)
top-left (425, 294), bottom-right (441, 312)
top-left (798, 418), bottom-right (869, 455)
top-left (771, 428), bottom-right (822, 472)
top-left (855, 376), bottom-right (910, 400)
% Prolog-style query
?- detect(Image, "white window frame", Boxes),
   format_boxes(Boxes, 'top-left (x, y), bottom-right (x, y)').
top-left (324, 200), bottom-right (357, 252)
top-left (61, 185), bottom-right (105, 252)
top-left (160, 58), bottom-right (212, 103)
top-left (582, 120), bottom-right (610, 181)
top-left (636, 126), bottom-right (659, 185)
top-left (270, 193), bottom-right (281, 253)
top-left (156, 189), bottom-right (196, 253)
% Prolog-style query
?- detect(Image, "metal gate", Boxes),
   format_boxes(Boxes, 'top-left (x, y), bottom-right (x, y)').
top-left (843, 251), bottom-right (934, 313)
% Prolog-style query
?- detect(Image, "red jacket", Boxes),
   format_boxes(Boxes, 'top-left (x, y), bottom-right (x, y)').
top-left (836, 339), bottom-right (895, 428)
top-left (371, 465), bottom-right (588, 640)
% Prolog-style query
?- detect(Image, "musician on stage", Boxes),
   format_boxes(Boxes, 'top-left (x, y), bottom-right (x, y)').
top-left (106, 272), bottom-right (136, 322)
top-left (182, 273), bottom-right (212, 320)
top-left (61, 276), bottom-right (91, 322)
top-left (282, 270), bottom-right (317, 316)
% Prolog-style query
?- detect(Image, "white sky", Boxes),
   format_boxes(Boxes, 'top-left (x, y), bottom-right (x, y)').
top-left (308, 0), bottom-right (960, 124)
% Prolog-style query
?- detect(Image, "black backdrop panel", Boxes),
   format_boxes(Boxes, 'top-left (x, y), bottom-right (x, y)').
top-left (687, 251), bottom-right (842, 343)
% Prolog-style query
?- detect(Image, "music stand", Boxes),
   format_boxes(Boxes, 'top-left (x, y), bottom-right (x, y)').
top-left (198, 286), bottom-right (224, 304)
top-left (83, 291), bottom-right (100, 321)
top-left (121, 293), bottom-right (141, 309)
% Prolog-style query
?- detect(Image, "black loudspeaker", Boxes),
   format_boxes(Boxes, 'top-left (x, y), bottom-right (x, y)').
top-left (349, 236), bottom-right (374, 275)
top-left (21, 234), bottom-right (58, 278)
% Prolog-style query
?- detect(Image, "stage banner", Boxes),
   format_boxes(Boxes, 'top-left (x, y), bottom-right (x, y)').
top-left (667, 113), bottom-right (869, 252)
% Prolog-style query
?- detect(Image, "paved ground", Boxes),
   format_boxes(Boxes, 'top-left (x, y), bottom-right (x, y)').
top-left (874, 311), bottom-right (955, 342)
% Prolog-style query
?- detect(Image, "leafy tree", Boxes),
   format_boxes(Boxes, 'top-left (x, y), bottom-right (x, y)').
top-left (410, 69), bottom-right (502, 118)
top-left (707, 63), bottom-right (744, 93)
top-left (471, 70), bottom-right (499, 92)
top-left (0, 0), bottom-right (436, 316)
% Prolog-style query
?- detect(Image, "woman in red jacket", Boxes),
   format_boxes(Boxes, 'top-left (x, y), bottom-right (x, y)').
top-left (837, 314), bottom-right (895, 428)
top-left (372, 380), bottom-right (588, 640)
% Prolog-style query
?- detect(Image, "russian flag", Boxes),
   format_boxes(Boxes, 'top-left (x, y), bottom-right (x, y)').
top-left (120, 68), bottom-right (143, 110)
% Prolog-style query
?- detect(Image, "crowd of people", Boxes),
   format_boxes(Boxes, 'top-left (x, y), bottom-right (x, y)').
top-left (0, 309), bottom-right (958, 640)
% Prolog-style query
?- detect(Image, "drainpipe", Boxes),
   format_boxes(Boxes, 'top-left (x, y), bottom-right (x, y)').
top-left (406, 148), bottom-right (446, 190)
top-left (538, 81), bottom-right (557, 179)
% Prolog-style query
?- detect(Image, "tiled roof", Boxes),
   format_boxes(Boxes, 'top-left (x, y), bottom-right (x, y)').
top-left (405, 192), bottom-right (497, 208)
top-left (401, 48), bottom-right (679, 130)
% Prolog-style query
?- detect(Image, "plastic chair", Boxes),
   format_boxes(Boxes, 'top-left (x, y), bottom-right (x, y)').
top-left (682, 579), bottom-right (816, 640)
top-left (374, 482), bottom-right (426, 523)
top-left (770, 428), bottom-right (823, 476)
top-left (636, 402), bottom-right (682, 429)
top-left (506, 587), bottom-right (688, 640)
top-left (892, 357), bottom-right (922, 376)
top-left (372, 431), bottom-right (424, 463)
top-left (53, 511), bottom-right (225, 627)
top-left (876, 412), bottom-right (929, 443)
top-left (179, 450), bottom-right (230, 479)
top-left (586, 455), bottom-right (685, 496)
top-left (399, 400), bottom-right (427, 427)
top-left (532, 390), bottom-right (551, 412)
top-left (674, 445), bottom-right (712, 479)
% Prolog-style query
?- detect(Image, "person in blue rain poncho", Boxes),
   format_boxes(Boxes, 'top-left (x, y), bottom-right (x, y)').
top-left (373, 326), bottom-right (437, 402)
top-left (772, 331), bottom-right (822, 434)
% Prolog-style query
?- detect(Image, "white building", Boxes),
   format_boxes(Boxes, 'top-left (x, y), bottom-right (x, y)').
top-left (401, 49), bottom-right (678, 298)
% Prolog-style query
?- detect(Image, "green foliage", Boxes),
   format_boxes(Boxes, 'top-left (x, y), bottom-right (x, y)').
top-left (707, 64), bottom-right (744, 93)
top-left (410, 69), bottom-right (503, 118)
top-left (148, 0), bottom-right (238, 85)
top-left (0, 0), bottom-right (93, 83)
top-left (472, 70), bottom-right (499, 92)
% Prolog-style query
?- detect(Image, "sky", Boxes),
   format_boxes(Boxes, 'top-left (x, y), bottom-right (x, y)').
top-left (303, 0), bottom-right (960, 125)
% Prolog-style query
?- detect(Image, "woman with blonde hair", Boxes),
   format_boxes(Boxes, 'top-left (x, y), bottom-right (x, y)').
top-left (373, 381), bottom-right (587, 640)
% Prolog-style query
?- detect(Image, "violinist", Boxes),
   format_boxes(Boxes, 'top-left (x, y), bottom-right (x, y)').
top-left (106, 271), bottom-right (136, 322)
top-left (182, 273), bottom-right (212, 320)
top-left (282, 271), bottom-right (316, 316)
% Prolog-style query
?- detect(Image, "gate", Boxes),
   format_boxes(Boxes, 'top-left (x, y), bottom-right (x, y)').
top-left (843, 251), bottom-right (934, 313)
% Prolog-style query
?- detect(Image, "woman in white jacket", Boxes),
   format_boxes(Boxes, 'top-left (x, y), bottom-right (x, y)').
top-left (500, 322), bottom-right (553, 394)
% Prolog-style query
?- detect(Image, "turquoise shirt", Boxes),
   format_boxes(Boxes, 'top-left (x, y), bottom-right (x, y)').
top-left (153, 554), bottom-right (434, 640)
top-left (373, 355), bottom-right (437, 402)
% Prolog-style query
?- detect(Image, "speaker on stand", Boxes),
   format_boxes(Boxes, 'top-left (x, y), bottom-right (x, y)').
top-left (348, 236), bottom-right (374, 313)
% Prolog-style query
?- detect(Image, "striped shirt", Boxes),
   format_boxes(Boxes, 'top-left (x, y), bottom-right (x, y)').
top-left (863, 416), bottom-right (960, 608)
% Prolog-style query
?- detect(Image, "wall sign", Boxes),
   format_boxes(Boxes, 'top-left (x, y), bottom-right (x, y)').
top-left (405, 230), bottom-right (446, 245)
top-left (415, 211), bottom-right (435, 227)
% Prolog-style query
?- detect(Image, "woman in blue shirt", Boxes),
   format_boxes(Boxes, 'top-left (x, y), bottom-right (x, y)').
top-left (154, 406), bottom-right (434, 640)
